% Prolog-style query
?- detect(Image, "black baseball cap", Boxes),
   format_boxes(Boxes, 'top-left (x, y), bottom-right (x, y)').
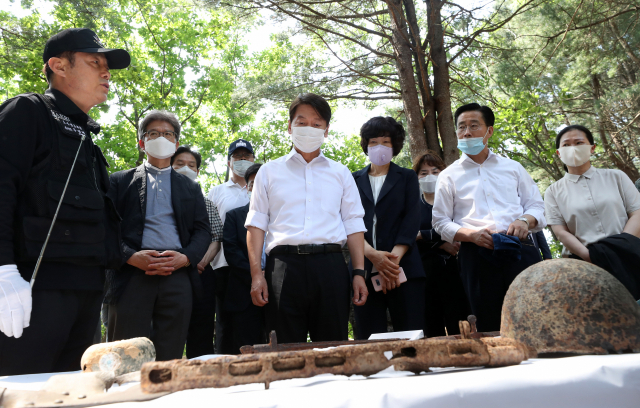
top-left (228, 139), bottom-right (254, 159)
top-left (43, 28), bottom-right (130, 69)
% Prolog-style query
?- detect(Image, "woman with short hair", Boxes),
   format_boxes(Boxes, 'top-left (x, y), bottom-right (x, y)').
top-left (544, 125), bottom-right (640, 298)
top-left (350, 116), bottom-right (424, 339)
top-left (413, 151), bottom-right (470, 336)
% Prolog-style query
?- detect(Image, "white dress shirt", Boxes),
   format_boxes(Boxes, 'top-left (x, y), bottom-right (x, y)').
top-left (545, 166), bottom-right (640, 257)
top-left (432, 150), bottom-right (546, 243)
top-left (207, 179), bottom-right (250, 269)
top-left (245, 149), bottom-right (366, 255)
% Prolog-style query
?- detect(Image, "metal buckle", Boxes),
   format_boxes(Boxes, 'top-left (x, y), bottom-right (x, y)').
top-left (297, 245), bottom-right (312, 255)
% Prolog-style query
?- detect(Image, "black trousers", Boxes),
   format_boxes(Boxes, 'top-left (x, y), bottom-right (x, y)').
top-left (0, 289), bottom-right (102, 375)
top-left (422, 254), bottom-right (470, 337)
top-left (107, 270), bottom-right (192, 361)
top-left (186, 265), bottom-right (216, 358)
top-left (216, 303), bottom-right (265, 355)
top-left (458, 241), bottom-right (541, 332)
top-left (265, 251), bottom-right (350, 344)
top-left (213, 266), bottom-right (230, 354)
top-left (354, 276), bottom-right (425, 340)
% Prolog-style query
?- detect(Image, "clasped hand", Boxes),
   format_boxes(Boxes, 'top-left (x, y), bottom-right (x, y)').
top-left (369, 250), bottom-right (402, 294)
top-left (127, 250), bottom-right (189, 276)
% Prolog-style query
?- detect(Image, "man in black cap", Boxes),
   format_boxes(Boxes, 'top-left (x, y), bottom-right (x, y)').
top-left (206, 139), bottom-right (255, 354)
top-left (0, 28), bottom-right (130, 375)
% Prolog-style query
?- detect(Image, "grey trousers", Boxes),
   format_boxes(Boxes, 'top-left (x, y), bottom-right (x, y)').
top-left (107, 270), bottom-right (192, 361)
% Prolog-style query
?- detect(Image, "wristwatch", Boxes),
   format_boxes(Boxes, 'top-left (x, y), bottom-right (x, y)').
top-left (517, 217), bottom-right (530, 229)
top-left (352, 269), bottom-right (367, 279)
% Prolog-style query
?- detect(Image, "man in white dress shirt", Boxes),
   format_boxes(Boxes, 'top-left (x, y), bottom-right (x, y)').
top-left (432, 103), bottom-right (546, 332)
top-left (245, 93), bottom-right (368, 343)
top-left (207, 139), bottom-right (255, 353)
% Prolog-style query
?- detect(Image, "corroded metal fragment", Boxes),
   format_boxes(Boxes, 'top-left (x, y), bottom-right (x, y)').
top-left (140, 337), bottom-right (529, 393)
top-left (501, 258), bottom-right (640, 355)
top-left (81, 337), bottom-right (156, 376)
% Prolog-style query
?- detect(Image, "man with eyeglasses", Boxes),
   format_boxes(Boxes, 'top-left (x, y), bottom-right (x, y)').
top-left (105, 110), bottom-right (211, 360)
top-left (432, 103), bottom-right (546, 332)
top-left (206, 139), bottom-right (255, 354)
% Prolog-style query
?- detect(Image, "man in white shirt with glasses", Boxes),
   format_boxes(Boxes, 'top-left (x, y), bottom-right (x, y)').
top-left (245, 93), bottom-right (368, 344)
top-left (432, 103), bottom-right (546, 332)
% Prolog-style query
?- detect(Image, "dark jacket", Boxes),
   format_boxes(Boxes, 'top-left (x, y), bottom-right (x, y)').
top-left (0, 90), bottom-right (119, 289)
top-left (351, 162), bottom-right (423, 279)
top-left (417, 199), bottom-right (447, 258)
top-left (588, 232), bottom-right (640, 300)
top-left (104, 164), bottom-right (211, 303)
top-left (222, 203), bottom-right (252, 312)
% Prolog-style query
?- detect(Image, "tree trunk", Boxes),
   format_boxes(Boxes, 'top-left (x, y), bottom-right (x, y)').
top-left (591, 75), bottom-right (639, 180)
top-left (426, 0), bottom-right (458, 165)
top-left (386, 0), bottom-right (429, 161)
top-left (403, 0), bottom-right (442, 159)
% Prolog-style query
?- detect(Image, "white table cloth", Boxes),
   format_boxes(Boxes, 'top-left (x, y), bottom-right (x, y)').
top-left (2, 354), bottom-right (639, 408)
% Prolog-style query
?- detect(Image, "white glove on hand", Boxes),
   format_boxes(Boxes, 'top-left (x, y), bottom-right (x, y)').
top-left (0, 264), bottom-right (32, 338)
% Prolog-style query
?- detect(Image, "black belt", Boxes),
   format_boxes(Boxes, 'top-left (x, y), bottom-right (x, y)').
top-left (270, 244), bottom-right (342, 255)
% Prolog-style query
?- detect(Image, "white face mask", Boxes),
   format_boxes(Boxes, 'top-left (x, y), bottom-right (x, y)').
top-left (232, 160), bottom-right (253, 177)
top-left (174, 165), bottom-right (198, 180)
top-left (144, 137), bottom-right (176, 160)
top-left (419, 174), bottom-right (438, 194)
top-left (558, 145), bottom-right (592, 167)
top-left (290, 126), bottom-right (326, 153)
top-left (247, 190), bottom-right (252, 199)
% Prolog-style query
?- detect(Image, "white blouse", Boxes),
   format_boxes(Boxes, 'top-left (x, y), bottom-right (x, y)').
top-left (544, 166), bottom-right (640, 257)
top-left (369, 174), bottom-right (387, 250)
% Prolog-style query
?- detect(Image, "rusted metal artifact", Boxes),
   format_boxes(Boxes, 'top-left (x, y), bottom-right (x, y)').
top-left (242, 316), bottom-right (500, 354)
top-left (140, 336), bottom-right (532, 393)
top-left (240, 330), bottom-right (402, 354)
top-left (81, 337), bottom-right (156, 376)
top-left (501, 258), bottom-right (640, 355)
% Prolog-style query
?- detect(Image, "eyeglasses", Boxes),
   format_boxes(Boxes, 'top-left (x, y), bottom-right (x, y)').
top-left (144, 131), bottom-right (177, 142)
top-left (456, 124), bottom-right (484, 134)
top-left (232, 151), bottom-right (254, 160)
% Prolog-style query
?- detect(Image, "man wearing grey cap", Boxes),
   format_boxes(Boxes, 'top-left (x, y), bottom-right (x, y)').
top-left (0, 28), bottom-right (130, 375)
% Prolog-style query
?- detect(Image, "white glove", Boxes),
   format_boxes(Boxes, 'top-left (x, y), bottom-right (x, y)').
top-left (0, 264), bottom-right (32, 338)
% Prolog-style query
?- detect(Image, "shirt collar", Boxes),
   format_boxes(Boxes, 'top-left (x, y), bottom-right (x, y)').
top-left (225, 179), bottom-right (247, 190)
top-left (144, 161), bottom-right (172, 174)
top-left (564, 165), bottom-right (596, 183)
top-left (45, 88), bottom-right (101, 135)
top-left (285, 148), bottom-right (327, 164)
top-left (460, 149), bottom-right (496, 165)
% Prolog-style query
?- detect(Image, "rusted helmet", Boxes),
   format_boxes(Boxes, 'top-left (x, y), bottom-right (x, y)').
top-left (501, 259), bottom-right (640, 355)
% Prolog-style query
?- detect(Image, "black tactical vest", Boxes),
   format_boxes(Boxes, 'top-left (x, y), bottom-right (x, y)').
top-left (14, 93), bottom-right (122, 269)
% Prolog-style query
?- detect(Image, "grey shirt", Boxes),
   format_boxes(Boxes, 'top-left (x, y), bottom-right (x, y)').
top-left (544, 166), bottom-right (640, 257)
top-left (141, 162), bottom-right (182, 250)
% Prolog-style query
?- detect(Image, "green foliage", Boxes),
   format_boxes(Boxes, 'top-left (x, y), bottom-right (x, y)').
top-left (480, 0), bottom-right (640, 183)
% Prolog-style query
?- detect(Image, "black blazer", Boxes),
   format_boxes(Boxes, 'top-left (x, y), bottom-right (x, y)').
top-left (222, 203), bottom-right (252, 312)
top-left (104, 164), bottom-right (211, 303)
top-left (351, 162), bottom-right (423, 279)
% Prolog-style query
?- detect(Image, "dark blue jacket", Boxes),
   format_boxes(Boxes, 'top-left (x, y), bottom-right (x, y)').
top-left (351, 162), bottom-right (423, 279)
top-left (222, 203), bottom-right (253, 312)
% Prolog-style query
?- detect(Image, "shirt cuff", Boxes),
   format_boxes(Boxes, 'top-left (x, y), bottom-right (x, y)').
top-left (344, 218), bottom-right (366, 236)
top-left (545, 217), bottom-right (567, 227)
top-left (524, 210), bottom-right (547, 232)
top-left (439, 223), bottom-right (462, 244)
top-left (245, 210), bottom-right (269, 231)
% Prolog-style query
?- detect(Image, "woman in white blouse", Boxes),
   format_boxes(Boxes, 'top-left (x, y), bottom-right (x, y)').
top-left (544, 125), bottom-right (640, 262)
